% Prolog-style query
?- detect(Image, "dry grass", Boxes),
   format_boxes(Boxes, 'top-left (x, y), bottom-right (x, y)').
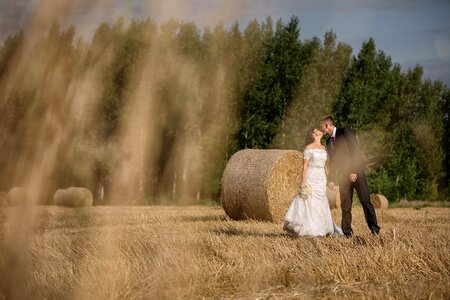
top-left (0, 205), bottom-right (449, 299)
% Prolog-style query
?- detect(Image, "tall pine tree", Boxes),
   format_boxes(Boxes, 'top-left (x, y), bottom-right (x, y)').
top-left (237, 16), bottom-right (312, 149)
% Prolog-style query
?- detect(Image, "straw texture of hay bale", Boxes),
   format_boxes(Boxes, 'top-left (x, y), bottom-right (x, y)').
top-left (0, 191), bottom-right (7, 206)
top-left (370, 193), bottom-right (389, 209)
top-left (221, 149), bottom-right (303, 222)
top-left (326, 187), bottom-right (341, 209)
top-left (53, 187), bottom-right (93, 207)
top-left (7, 187), bottom-right (28, 206)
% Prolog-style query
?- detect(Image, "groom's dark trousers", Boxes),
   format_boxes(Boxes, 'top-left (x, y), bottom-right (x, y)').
top-left (327, 127), bottom-right (380, 236)
top-left (338, 171), bottom-right (379, 235)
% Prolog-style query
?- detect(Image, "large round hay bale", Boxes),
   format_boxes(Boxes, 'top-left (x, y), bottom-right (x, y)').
top-left (336, 190), bottom-right (341, 209)
top-left (370, 193), bottom-right (388, 209)
top-left (53, 187), bottom-right (93, 207)
top-left (0, 191), bottom-right (7, 206)
top-left (7, 187), bottom-right (28, 206)
top-left (326, 186), bottom-right (341, 209)
top-left (221, 149), bottom-right (303, 222)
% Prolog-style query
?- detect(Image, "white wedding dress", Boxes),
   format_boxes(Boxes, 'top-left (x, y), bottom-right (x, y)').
top-left (283, 148), bottom-right (342, 236)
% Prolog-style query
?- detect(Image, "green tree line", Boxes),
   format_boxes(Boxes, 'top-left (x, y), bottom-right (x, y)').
top-left (0, 16), bottom-right (448, 203)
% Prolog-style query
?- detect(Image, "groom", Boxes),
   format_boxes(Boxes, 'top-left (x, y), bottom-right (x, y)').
top-left (320, 116), bottom-right (380, 237)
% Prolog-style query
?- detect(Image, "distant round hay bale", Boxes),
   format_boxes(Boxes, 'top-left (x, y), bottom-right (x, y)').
top-left (370, 193), bottom-right (388, 209)
top-left (7, 187), bottom-right (28, 206)
top-left (53, 187), bottom-right (93, 207)
top-left (221, 149), bottom-right (303, 222)
top-left (0, 191), bottom-right (7, 206)
top-left (336, 190), bottom-right (341, 209)
top-left (326, 186), bottom-right (341, 209)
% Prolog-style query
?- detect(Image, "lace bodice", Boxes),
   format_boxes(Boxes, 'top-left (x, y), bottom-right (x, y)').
top-left (304, 148), bottom-right (327, 187)
top-left (303, 148), bottom-right (327, 168)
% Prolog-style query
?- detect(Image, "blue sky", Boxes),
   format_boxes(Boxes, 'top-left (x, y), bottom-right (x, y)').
top-left (1, 0), bottom-right (449, 85)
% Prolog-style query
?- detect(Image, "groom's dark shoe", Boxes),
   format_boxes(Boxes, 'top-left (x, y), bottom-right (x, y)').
top-left (343, 228), bottom-right (353, 238)
top-left (371, 226), bottom-right (380, 236)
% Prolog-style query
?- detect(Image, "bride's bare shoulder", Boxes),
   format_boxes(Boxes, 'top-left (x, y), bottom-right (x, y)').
top-left (305, 143), bottom-right (326, 150)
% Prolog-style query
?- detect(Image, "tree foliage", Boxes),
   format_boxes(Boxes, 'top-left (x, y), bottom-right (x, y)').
top-left (237, 16), bottom-right (313, 149)
top-left (334, 39), bottom-right (448, 201)
top-left (272, 31), bottom-right (351, 149)
top-left (0, 17), bottom-right (448, 202)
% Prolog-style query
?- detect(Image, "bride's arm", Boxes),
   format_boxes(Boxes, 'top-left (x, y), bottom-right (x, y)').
top-left (301, 159), bottom-right (309, 186)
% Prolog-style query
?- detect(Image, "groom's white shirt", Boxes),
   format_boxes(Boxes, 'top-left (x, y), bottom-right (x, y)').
top-left (331, 127), bottom-right (337, 139)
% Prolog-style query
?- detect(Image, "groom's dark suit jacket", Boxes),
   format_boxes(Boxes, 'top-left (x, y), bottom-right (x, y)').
top-left (326, 127), bottom-right (380, 235)
top-left (326, 127), bottom-right (365, 184)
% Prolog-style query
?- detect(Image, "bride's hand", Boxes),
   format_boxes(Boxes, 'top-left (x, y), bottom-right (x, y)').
top-left (327, 182), bottom-right (335, 190)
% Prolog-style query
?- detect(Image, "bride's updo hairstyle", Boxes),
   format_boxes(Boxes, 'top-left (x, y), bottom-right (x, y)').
top-left (304, 127), bottom-right (316, 148)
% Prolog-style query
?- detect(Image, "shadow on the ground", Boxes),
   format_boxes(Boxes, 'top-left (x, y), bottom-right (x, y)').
top-left (180, 214), bottom-right (229, 223)
top-left (212, 226), bottom-right (294, 238)
top-left (212, 225), bottom-right (380, 246)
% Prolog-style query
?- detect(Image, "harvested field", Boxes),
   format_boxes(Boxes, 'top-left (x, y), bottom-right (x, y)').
top-left (0, 205), bottom-right (449, 299)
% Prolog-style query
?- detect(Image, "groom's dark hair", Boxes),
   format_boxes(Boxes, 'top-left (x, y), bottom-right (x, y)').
top-left (320, 116), bottom-right (335, 126)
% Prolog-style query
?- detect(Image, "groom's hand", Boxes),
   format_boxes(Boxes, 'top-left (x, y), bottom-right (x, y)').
top-left (327, 182), bottom-right (335, 190)
top-left (350, 173), bottom-right (357, 182)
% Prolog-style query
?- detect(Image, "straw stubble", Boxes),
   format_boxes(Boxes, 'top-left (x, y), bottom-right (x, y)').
top-left (0, 206), bottom-right (449, 299)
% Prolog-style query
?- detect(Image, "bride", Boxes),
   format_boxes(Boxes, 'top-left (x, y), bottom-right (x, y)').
top-left (283, 128), bottom-right (342, 237)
